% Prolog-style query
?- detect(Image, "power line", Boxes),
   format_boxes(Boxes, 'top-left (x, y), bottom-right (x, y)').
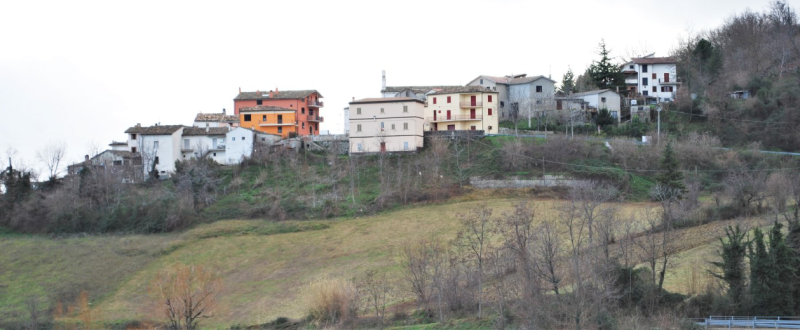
top-left (664, 108), bottom-right (800, 125)
top-left (462, 135), bottom-right (800, 174)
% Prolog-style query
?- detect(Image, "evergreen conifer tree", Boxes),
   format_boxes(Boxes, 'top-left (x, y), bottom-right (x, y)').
top-left (560, 67), bottom-right (575, 95)
top-left (656, 142), bottom-right (686, 198)
top-left (588, 40), bottom-right (625, 91)
top-left (711, 225), bottom-right (748, 313)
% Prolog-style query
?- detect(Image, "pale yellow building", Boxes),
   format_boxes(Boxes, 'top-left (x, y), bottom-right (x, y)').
top-left (348, 97), bottom-right (425, 153)
top-left (424, 86), bottom-right (499, 133)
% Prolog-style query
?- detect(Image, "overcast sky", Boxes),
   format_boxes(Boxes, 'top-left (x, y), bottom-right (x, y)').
top-left (0, 0), bottom-right (790, 177)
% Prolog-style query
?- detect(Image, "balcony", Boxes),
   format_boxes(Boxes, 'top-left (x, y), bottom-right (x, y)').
top-left (659, 77), bottom-right (679, 85)
top-left (308, 100), bottom-right (324, 108)
top-left (308, 116), bottom-right (324, 123)
top-left (258, 120), bottom-right (296, 126)
top-left (427, 114), bottom-right (483, 122)
top-left (459, 101), bottom-right (483, 108)
top-left (625, 78), bottom-right (638, 85)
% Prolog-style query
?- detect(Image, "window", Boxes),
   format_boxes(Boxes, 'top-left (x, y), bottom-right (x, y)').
top-left (154, 156), bottom-right (159, 164)
top-left (244, 114), bottom-right (252, 122)
top-left (601, 97), bottom-right (606, 102)
top-left (257, 100), bottom-right (263, 105)
top-left (113, 160), bottom-right (122, 166)
top-left (357, 124), bottom-right (362, 132)
top-left (391, 123), bottom-right (396, 130)
top-left (242, 136), bottom-right (246, 140)
top-left (536, 85), bottom-right (543, 92)
top-left (380, 108), bottom-right (385, 114)
top-left (500, 101), bottom-right (504, 108)
top-left (404, 141), bottom-right (409, 150)
top-left (232, 137), bottom-right (235, 141)
top-left (629, 65), bottom-right (634, 69)
top-left (536, 100), bottom-right (542, 104)
top-left (643, 91), bottom-right (649, 96)
top-left (642, 64), bottom-right (648, 73)
top-left (310, 109), bottom-right (314, 116)
top-left (480, 78), bottom-right (484, 84)
top-left (131, 147), bottom-right (137, 153)
top-left (154, 141), bottom-right (159, 149)
top-left (447, 96), bottom-right (451, 103)
top-left (262, 115), bottom-right (267, 121)
top-left (357, 143), bottom-right (363, 151)
top-left (403, 122), bottom-right (408, 130)
top-left (131, 133), bottom-right (137, 139)
top-left (301, 108), bottom-right (305, 114)
top-left (470, 125), bottom-right (476, 131)
top-left (403, 105), bottom-right (408, 113)
top-left (433, 97), bottom-right (437, 104)
top-left (261, 137), bottom-right (265, 141)
top-left (205, 123), bottom-right (209, 127)
top-left (652, 86), bottom-right (657, 92)
top-left (357, 107), bottom-right (362, 115)
top-left (652, 73), bottom-right (657, 79)
top-left (278, 127), bottom-right (283, 133)
top-left (277, 114), bottom-right (283, 123)
top-left (380, 122), bottom-right (384, 130)
top-left (302, 122), bottom-right (305, 129)
top-left (488, 108), bottom-right (492, 115)
top-left (184, 139), bottom-right (190, 149)
top-left (213, 152), bottom-right (217, 157)
top-left (488, 126), bottom-right (493, 131)
top-left (642, 77), bottom-right (648, 86)
top-left (488, 95), bottom-right (493, 102)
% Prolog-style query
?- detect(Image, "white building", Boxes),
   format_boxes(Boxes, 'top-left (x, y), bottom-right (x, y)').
top-left (349, 97), bottom-right (425, 153)
top-left (571, 90), bottom-right (622, 122)
top-left (125, 124), bottom-right (184, 178)
top-left (193, 110), bottom-right (239, 128)
top-left (343, 106), bottom-right (350, 134)
top-left (181, 127), bottom-right (229, 164)
top-left (621, 54), bottom-right (678, 102)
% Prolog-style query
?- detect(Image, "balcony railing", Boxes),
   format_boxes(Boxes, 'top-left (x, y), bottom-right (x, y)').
top-left (459, 101), bottom-right (483, 108)
top-left (625, 78), bottom-right (638, 84)
top-left (427, 115), bottom-right (483, 122)
top-left (308, 100), bottom-right (324, 107)
top-left (659, 77), bottom-right (679, 85)
top-left (308, 116), bottom-right (324, 123)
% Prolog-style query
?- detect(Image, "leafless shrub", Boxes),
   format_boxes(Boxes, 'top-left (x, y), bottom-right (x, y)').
top-left (360, 269), bottom-right (392, 329)
top-left (306, 277), bottom-right (360, 327)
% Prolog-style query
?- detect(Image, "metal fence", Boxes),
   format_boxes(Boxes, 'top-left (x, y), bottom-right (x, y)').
top-left (693, 316), bottom-right (800, 329)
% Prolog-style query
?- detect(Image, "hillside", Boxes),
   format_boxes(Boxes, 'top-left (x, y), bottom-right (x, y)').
top-left (0, 192), bottom-right (777, 328)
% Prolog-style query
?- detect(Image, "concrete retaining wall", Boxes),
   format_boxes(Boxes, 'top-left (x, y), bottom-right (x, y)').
top-left (469, 175), bottom-right (590, 189)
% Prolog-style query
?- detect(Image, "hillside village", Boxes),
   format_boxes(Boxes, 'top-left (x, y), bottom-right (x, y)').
top-left (3, 1), bottom-right (800, 329)
top-left (69, 53), bottom-right (678, 181)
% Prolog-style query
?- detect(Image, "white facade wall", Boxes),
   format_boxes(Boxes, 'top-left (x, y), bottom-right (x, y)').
top-left (180, 135), bottom-right (227, 163)
top-left (349, 100), bottom-right (424, 153)
top-left (225, 127), bottom-right (256, 164)
top-left (343, 107), bottom-right (350, 134)
top-left (579, 91), bottom-right (621, 121)
top-left (632, 63), bottom-right (677, 101)
top-left (466, 78), bottom-right (510, 120)
top-left (139, 129), bottom-right (182, 178)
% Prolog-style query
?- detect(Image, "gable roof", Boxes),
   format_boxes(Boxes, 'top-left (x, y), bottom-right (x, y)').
top-left (124, 125), bottom-right (183, 135)
top-left (108, 141), bottom-right (127, 146)
top-left (571, 89), bottom-right (617, 97)
top-left (350, 97), bottom-right (425, 105)
top-left (182, 127), bottom-right (229, 136)
top-left (195, 113), bottom-right (239, 123)
top-left (631, 57), bottom-right (677, 65)
top-left (429, 86), bottom-right (498, 95)
top-left (506, 75), bottom-right (557, 85)
top-left (234, 89), bottom-right (322, 100)
top-left (239, 106), bottom-right (295, 113)
top-left (93, 150), bottom-right (139, 160)
top-left (382, 85), bottom-right (461, 94)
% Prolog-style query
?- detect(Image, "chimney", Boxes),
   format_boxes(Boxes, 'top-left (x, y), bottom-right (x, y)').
top-left (275, 87), bottom-right (279, 93)
top-left (381, 70), bottom-right (386, 90)
top-left (222, 108), bottom-right (226, 115)
top-left (269, 90), bottom-right (274, 98)
top-left (239, 87), bottom-right (241, 93)
top-left (84, 155), bottom-right (90, 163)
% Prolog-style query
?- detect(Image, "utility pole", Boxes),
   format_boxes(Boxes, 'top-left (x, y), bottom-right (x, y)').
top-left (657, 106), bottom-right (662, 143)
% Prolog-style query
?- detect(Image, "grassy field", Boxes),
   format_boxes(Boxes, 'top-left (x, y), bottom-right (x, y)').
top-left (0, 192), bottom-right (772, 328)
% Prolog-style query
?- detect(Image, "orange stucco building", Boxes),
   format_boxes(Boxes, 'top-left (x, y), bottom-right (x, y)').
top-left (234, 89), bottom-right (324, 136)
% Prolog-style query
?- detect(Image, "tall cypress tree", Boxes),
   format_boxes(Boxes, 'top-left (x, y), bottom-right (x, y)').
top-left (749, 228), bottom-right (772, 315)
top-left (656, 142), bottom-right (686, 198)
top-left (711, 225), bottom-right (748, 313)
top-left (768, 222), bottom-right (796, 315)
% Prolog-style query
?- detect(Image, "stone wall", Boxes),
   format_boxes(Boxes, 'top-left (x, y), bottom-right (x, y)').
top-left (469, 175), bottom-right (590, 189)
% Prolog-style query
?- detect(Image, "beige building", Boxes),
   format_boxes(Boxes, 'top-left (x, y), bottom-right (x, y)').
top-left (348, 97), bottom-right (425, 153)
top-left (424, 86), bottom-right (499, 133)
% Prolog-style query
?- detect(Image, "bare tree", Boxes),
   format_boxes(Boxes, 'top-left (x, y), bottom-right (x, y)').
top-left (361, 269), bottom-right (392, 329)
top-left (149, 263), bottom-right (221, 330)
top-left (36, 141), bottom-right (67, 181)
top-left (454, 205), bottom-right (493, 319)
top-left (636, 207), bottom-right (677, 308)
